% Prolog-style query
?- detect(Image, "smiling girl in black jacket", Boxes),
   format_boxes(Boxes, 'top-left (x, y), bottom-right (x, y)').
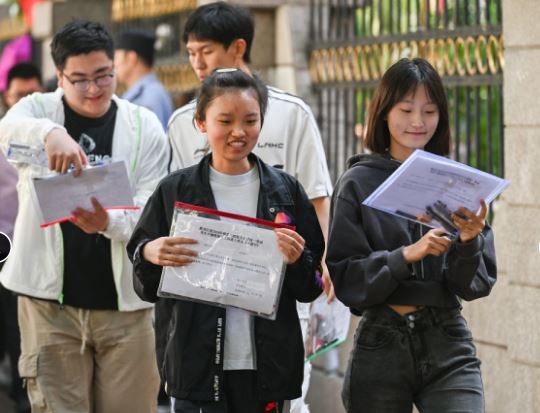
top-left (326, 58), bottom-right (496, 413)
top-left (127, 69), bottom-right (324, 413)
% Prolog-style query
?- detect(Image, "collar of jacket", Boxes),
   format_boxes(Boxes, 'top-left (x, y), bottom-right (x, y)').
top-left (185, 152), bottom-right (295, 220)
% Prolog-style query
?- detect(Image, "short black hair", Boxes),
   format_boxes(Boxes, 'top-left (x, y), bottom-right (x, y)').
top-left (183, 2), bottom-right (254, 63)
top-left (116, 30), bottom-right (155, 67)
top-left (7, 62), bottom-right (42, 89)
top-left (365, 58), bottom-right (450, 156)
top-left (50, 20), bottom-right (114, 69)
top-left (195, 68), bottom-right (268, 126)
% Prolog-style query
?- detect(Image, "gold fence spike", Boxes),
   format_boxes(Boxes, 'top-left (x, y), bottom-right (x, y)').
top-left (306, 34), bottom-right (504, 85)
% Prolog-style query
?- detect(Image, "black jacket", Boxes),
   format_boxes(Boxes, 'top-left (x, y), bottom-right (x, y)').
top-left (326, 153), bottom-right (497, 315)
top-left (127, 153), bottom-right (324, 402)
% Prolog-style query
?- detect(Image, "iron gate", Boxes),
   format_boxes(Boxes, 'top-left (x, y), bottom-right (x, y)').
top-left (308, 0), bottom-right (504, 182)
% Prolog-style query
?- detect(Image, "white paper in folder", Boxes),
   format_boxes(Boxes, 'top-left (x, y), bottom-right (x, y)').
top-left (32, 161), bottom-right (135, 227)
top-left (363, 149), bottom-right (509, 232)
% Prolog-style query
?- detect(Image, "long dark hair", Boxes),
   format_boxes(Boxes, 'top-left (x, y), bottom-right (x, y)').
top-left (364, 58), bottom-right (450, 156)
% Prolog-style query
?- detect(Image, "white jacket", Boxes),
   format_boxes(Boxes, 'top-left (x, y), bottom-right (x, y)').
top-left (0, 89), bottom-right (168, 311)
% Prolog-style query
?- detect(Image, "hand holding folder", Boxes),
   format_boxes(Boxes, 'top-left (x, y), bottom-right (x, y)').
top-left (363, 150), bottom-right (509, 233)
top-left (32, 161), bottom-right (136, 227)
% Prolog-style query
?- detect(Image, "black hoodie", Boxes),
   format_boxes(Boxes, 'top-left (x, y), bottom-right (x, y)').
top-left (326, 153), bottom-right (497, 315)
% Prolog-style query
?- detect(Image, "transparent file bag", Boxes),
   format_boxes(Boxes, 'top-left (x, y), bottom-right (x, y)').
top-left (304, 294), bottom-right (351, 362)
top-left (157, 202), bottom-right (293, 320)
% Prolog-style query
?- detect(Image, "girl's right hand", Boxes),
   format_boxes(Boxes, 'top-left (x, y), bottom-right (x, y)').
top-left (402, 228), bottom-right (452, 263)
top-left (275, 228), bottom-right (305, 264)
top-left (143, 236), bottom-right (198, 267)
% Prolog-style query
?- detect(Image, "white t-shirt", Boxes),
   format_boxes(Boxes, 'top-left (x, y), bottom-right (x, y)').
top-left (168, 86), bottom-right (331, 319)
top-left (209, 165), bottom-right (260, 370)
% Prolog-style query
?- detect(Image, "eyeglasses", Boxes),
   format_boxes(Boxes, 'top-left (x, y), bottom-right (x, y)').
top-left (62, 71), bottom-right (115, 92)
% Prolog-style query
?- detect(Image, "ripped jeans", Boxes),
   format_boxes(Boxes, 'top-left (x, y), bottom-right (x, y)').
top-left (342, 305), bottom-right (484, 413)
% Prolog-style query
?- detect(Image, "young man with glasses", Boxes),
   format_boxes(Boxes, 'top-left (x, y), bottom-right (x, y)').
top-left (0, 20), bottom-right (167, 413)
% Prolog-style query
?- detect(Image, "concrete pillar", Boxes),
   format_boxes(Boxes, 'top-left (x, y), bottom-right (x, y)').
top-left (274, 4), bottom-right (297, 94)
top-left (462, 1), bottom-right (540, 412)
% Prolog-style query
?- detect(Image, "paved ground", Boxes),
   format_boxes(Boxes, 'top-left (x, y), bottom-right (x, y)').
top-left (0, 385), bottom-right (172, 413)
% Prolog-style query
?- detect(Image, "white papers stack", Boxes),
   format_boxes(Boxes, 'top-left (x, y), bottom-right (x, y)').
top-left (363, 150), bottom-right (509, 231)
top-left (32, 161), bottom-right (135, 227)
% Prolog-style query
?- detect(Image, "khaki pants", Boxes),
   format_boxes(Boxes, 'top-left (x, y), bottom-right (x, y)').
top-left (18, 296), bottom-right (160, 413)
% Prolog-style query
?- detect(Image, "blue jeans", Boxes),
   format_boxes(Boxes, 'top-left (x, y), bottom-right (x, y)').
top-left (342, 305), bottom-right (484, 413)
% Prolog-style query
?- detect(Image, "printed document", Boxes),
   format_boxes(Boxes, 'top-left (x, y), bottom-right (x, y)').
top-left (363, 150), bottom-right (509, 232)
top-left (32, 161), bottom-right (135, 227)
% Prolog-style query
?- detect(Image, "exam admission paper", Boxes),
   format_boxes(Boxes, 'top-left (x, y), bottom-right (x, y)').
top-left (32, 161), bottom-right (135, 227)
top-left (158, 204), bottom-right (287, 319)
top-left (363, 150), bottom-right (509, 232)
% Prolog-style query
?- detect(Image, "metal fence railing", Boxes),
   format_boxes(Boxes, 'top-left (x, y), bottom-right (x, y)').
top-left (308, 0), bottom-right (504, 182)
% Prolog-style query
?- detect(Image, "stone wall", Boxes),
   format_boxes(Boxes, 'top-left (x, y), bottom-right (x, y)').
top-left (461, 1), bottom-right (540, 412)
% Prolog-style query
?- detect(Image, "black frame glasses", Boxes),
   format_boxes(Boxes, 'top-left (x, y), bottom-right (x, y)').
top-left (62, 71), bottom-right (115, 92)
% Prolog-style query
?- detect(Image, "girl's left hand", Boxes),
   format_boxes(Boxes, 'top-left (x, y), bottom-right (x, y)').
top-left (275, 228), bottom-right (305, 264)
top-left (452, 199), bottom-right (488, 243)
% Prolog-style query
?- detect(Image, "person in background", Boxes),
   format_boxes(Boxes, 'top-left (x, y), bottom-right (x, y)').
top-left (115, 30), bottom-right (174, 130)
top-left (2, 62), bottom-right (43, 110)
top-left (327, 58), bottom-right (496, 413)
top-left (128, 68), bottom-right (324, 413)
top-left (166, 4), bottom-right (334, 410)
top-left (0, 20), bottom-right (167, 412)
top-left (0, 60), bottom-right (43, 413)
